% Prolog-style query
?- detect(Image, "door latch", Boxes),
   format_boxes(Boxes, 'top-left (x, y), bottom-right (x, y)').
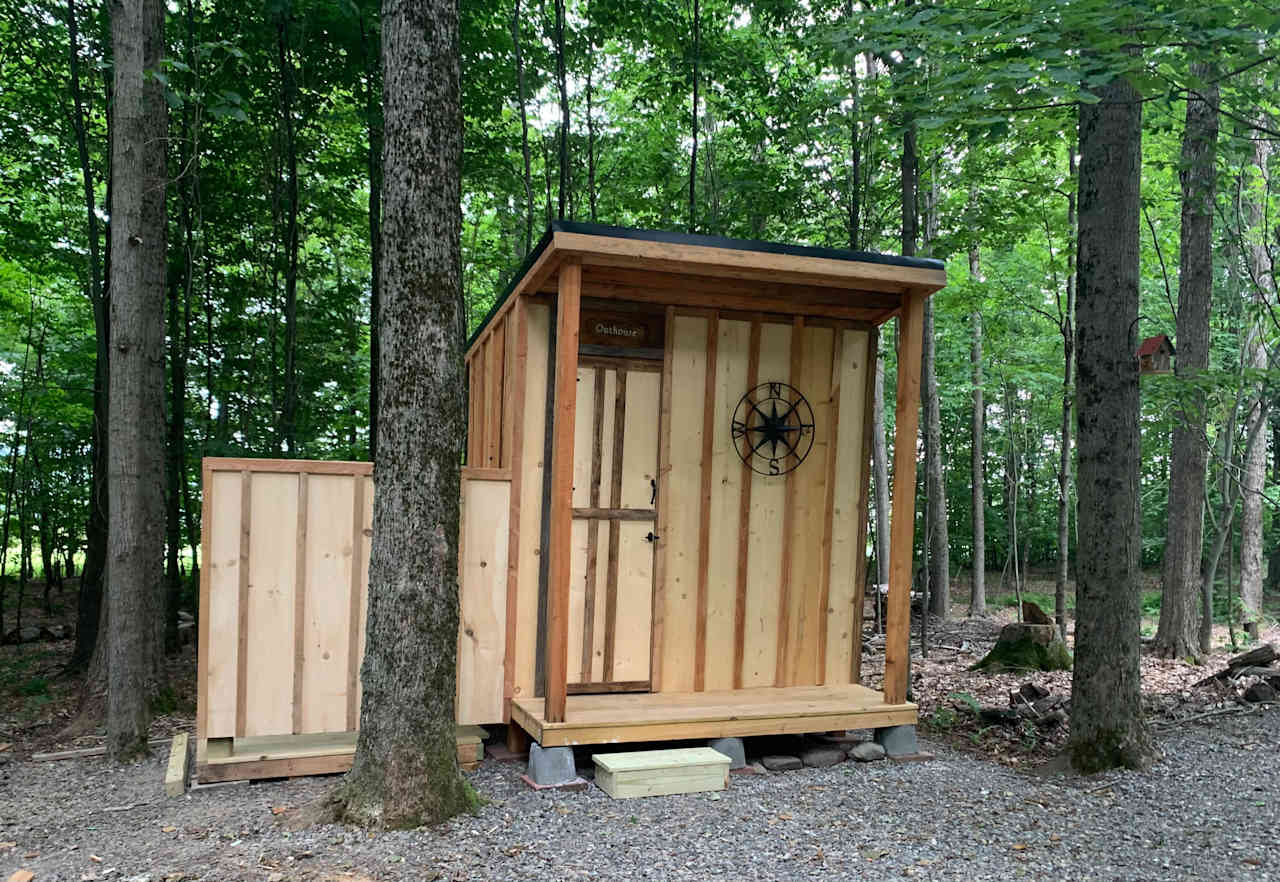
top-left (650, 478), bottom-right (657, 505)
top-left (644, 531), bottom-right (659, 544)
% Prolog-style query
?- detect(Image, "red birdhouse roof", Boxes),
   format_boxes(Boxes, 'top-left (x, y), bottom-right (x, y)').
top-left (1137, 334), bottom-right (1174, 357)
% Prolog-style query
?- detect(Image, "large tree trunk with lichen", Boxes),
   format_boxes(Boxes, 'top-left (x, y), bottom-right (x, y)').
top-left (332, 0), bottom-right (473, 829)
top-left (1239, 134), bottom-right (1272, 640)
top-left (107, 0), bottom-right (167, 761)
top-left (1154, 67), bottom-right (1217, 659)
top-left (1068, 73), bottom-right (1154, 774)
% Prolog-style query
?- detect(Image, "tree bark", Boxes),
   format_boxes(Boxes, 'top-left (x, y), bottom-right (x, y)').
top-left (1154, 66), bottom-right (1217, 658)
top-left (66, 0), bottom-right (109, 675)
top-left (359, 9), bottom-right (383, 461)
top-left (107, 0), bottom-right (167, 761)
top-left (1055, 145), bottom-right (1077, 640)
top-left (278, 7), bottom-right (301, 456)
top-left (331, 0), bottom-right (473, 828)
top-left (512, 0), bottom-right (534, 252)
top-left (1239, 134), bottom-right (1272, 639)
top-left (1068, 73), bottom-right (1153, 773)
top-left (872, 352), bottom-right (891, 589)
top-left (969, 271), bottom-right (986, 617)
top-left (922, 170), bottom-right (949, 619)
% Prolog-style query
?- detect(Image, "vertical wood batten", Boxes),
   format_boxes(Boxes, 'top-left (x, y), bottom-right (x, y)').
top-left (234, 470), bottom-right (252, 737)
top-left (651, 305), bottom-right (676, 692)
top-left (816, 333), bottom-right (843, 685)
top-left (345, 474), bottom-right (366, 730)
top-left (732, 320), bottom-right (761, 689)
top-left (486, 323), bottom-right (505, 467)
top-left (544, 261), bottom-right (583, 723)
top-left (196, 460), bottom-right (214, 757)
top-left (581, 368), bottom-right (607, 679)
top-left (291, 472), bottom-right (309, 733)
top-left (503, 299), bottom-right (528, 718)
top-left (694, 315), bottom-right (719, 691)
top-left (603, 369), bottom-right (627, 679)
top-left (885, 296), bottom-right (924, 705)
top-left (775, 317), bottom-right (805, 686)
top-left (851, 329), bottom-right (878, 683)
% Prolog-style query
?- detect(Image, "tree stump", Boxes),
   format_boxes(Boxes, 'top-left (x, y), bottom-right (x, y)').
top-left (971, 623), bottom-right (1072, 673)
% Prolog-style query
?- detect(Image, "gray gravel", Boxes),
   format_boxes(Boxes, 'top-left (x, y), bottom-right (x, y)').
top-left (0, 709), bottom-right (1276, 881)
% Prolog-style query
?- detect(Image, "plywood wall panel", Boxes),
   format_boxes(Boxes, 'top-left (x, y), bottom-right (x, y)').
top-left (512, 303), bottom-right (551, 702)
top-left (702, 319), bottom-right (751, 691)
top-left (457, 478), bottom-right (510, 725)
top-left (612, 521), bottom-right (654, 682)
top-left (206, 470), bottom-right (244, 738)
top-left (620, 370), bottom-right (660, 508)
top-left (741, 322), bottom-right (790, 687)
top-left (784, 325), bottom-right (835, 686)
top-left (659, 315), bottom-right (708, 693)
top-left (244, 472), bottom-right (299, 737)
top-left (300, 474), bottom-right (357, 733)
top-left (825, 329), bottom-right (870, 685)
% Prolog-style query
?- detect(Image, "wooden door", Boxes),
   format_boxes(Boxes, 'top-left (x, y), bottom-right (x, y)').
top-left (566, 359), bottom-right (661, 692)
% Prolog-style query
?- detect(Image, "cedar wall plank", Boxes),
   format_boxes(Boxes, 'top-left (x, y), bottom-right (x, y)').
top-left (244, 472), bottom-right (299, 737)
top-left (825, 329), bottom-right (870, 685)
top-left (300, 474), bottom-right (357, 733)
top-left (206, 471), bottom-right (244, 738)
top-left (702, 320), bottom-right (750, 691)
top-left (740, 322), bottom-right (790, 687)
top-left (512, 303), bottom-right (551, 703)
top-left (659, 315), bottom-right (708, 693)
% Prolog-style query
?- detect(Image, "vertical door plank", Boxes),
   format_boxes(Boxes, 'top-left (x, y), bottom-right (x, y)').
top-left (733, 321), bottom-right (761, 689)
top-left (693, 315), bottom-right (719, 691)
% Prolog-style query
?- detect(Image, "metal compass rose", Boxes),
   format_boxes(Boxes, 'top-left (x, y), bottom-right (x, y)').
top-left (730, 382), bottom-right (816, 476)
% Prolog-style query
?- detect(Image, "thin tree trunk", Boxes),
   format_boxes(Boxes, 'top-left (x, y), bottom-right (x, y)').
top-left (1068, 72), bottom-right (1153, 773)
top-left (331, 0), bottom-right (474, 828)
top-left (554, 0), bottom-right (569, 219)
top-left (969, 269), bottom-right (986, 616)
top-left (1154, 66), bottom-right (1217, 658)
top-left (687, 0), bottom-right (699, 232)
top-left (922, 166), bottom-right (949, 619)
top-left (1239, 134), bottom-right (1272, 639)
top-left (584, 6), bottom-right (597, 223)
top-left (67, 0), bottom-right (109, 675)
top-left (844, 0), bottom-right (861, 250)
top-left (1055, 144), bottom-right (1078, 639)
top-left (278, 8), bottom-right (301, 456)
top-left (512, 0), bottom-right (533, 252)
top-left (359, 9), bottom-right (383, 460)
top-left (107, 0), bottom-right (168, 760)
top-left (872, 353), bottom-right (890, 589)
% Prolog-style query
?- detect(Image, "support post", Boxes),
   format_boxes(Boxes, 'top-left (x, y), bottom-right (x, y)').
top-left (544, 260), bottom-right (582, 723)
top-left (884, 291), bottom-right (924, 706)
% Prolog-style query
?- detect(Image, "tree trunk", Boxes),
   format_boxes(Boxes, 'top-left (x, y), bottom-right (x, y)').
top-left (359, 9), bottom-right (383, 461)
top-left (512, 0), bottom-right (534, 253)
top-left (278, 8), bottom-right (301, 456)
top-left (970, 303), bottom-right (985, 616)
top-left (107, 0), bottom-right (168, 761)
top-left (1055, 145), bottom-right (1078, 640)
top-left (922, 171), bottom-right (949, 619)
top-left (554, 0), bottom-right (569, 219)
top-left (1154, 66), bottom-right (1217, 658)
top-left (331, 0), bottom-right (474, 828)
top-left (1068, 73), bottom-right (1153, 773)
top-left (1239, 134), bottom-right (1272, 639)
top-left (67, 0), bottom-right (109, 675)
top-left (872, 352), bottom-right (890, 589)
top-left (687, 0), bottom-right (699, 232)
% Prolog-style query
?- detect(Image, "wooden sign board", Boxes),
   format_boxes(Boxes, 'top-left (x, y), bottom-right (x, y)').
top-left (579, 308), bottom-right (665, 357)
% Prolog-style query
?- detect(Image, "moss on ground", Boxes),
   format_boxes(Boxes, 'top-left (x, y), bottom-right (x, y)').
top-left (971, 635), bottom-right (1073, 673)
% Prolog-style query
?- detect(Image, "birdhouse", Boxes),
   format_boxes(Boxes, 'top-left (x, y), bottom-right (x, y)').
top-left (1137, 334), bottom-right (1174, 375)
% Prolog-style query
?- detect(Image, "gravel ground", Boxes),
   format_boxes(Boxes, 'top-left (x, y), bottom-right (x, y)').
top-left (0, 709), bottom-right (1275, 882)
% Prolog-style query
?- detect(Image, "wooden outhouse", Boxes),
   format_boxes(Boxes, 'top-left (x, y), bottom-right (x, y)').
top-left (462, 222), bottom-right (944, 748)
top-left (195, 222), bottom-right (945, 782)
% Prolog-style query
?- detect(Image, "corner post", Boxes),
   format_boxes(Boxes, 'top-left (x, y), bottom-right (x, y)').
top-left (884, 290), bottom-right (924, 706)
top-left (544, 259), bottom-right (582, 723)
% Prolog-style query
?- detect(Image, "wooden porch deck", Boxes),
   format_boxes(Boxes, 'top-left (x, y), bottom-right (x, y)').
top-left (511, 683), bottom-right (916, 747)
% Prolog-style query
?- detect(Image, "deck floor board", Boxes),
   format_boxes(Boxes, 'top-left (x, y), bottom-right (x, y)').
top-left (513, 683), bottom-right (916, 746)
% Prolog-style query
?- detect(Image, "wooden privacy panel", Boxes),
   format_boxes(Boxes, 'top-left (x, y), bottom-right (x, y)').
top-left (465, 310), bottom-right (518, 469)
top-left (657, 314), bottom-right (872, 693)
top-left (199, 458), bottom-right (509, 750)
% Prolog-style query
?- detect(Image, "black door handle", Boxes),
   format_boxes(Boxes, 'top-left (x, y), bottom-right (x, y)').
top-left (650, 478), bottom-right (657, 505)
top-left (644, 531), bottom-right (659, 543)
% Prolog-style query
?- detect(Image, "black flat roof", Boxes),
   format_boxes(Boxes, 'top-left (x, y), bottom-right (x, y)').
top-left (466, 221), bottom-right (944, 349)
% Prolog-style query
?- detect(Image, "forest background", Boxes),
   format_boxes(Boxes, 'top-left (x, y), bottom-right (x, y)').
top-left (1, 0), bottom-right (1278, 674)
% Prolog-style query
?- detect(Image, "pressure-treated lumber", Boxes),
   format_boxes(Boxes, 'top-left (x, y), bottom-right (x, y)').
top-left (512, 683), bottom-right (915, 747)
top-left (544, 260), bottom-right (583, 723)
top-left (593, 747), bottom-right (729, 799)
top-left (165, 733), bottom-right (189, 797)
top-left (884, 292), bottom-right (925, 705)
